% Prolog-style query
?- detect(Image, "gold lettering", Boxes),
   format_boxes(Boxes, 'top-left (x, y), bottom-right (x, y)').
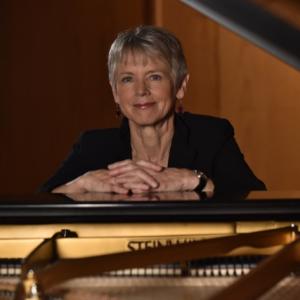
top-left (127, 237), bottom-right (199, 251)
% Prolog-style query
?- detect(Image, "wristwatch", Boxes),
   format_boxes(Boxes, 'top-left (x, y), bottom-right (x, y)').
top-left (194, 170), bottom-right (208, 191)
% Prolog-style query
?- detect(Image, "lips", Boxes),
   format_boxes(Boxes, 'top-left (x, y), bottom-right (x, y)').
top-left (133, 102), bottom-right (156, 110)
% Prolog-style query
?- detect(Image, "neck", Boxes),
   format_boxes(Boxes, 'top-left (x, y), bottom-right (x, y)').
top-left (129, 115), bottom-right (174, 167)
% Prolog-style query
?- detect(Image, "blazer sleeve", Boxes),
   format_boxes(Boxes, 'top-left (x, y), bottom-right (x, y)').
top-left (212, 120), bottom-right (266, 192)
top-left (38, 134), bottom-right (92, 192)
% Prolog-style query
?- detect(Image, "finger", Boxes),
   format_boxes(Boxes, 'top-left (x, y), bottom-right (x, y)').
top-left (107, 159), bottom-right (132, 170)
top-left (136, 160), bottom-right (163, 171)
top-left (108, 163), bottom-right (138, 176)
top-left (111, 184), bottom-right (130, 194)
top-left (108, 160), bottom-right (163, 175)
top-left (108, 177), bottom-right (130, 194)
top-left (115, 171), bottom-right (159, 188)
top-left (114, 176), bottom-right (152, 189)
top-left (122, 182), bottom-right (151, 191)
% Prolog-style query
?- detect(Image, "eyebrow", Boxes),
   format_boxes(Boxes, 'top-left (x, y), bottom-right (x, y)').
top-left (118, 70), bottom-right (165, 75)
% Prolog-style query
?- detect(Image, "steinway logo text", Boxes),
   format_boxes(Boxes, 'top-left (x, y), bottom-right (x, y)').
top-left (127, 238), bottom-right (197, 251)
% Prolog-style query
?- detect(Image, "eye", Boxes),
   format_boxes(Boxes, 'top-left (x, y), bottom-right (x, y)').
top-left (149, 74), bottom-right (162, 81)
top-left (120, 76), bottom-right (133, 83)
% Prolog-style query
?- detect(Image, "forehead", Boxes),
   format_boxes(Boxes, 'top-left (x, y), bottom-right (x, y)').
top-left (118, 50), bottom-right (170, 70)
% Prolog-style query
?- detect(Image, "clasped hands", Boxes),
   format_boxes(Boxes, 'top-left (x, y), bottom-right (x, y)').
top-left (63, 159), bottom-right (200, 194)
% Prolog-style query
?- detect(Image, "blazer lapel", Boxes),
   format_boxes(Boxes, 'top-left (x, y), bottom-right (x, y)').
top-left (168, 114), bottom-right (198, 169)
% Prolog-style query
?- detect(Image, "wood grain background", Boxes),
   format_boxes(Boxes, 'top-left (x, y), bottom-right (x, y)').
top-left (1, 0), bottom-right (300, 193)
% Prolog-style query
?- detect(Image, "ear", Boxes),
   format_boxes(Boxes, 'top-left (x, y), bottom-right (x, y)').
top-left (110, 81), bottom-right (119, 104)
top-left (175, 74), bottom-right (189, 100)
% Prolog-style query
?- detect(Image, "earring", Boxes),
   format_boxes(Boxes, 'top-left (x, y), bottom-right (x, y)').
top-left (115, 103), bottom-right (122, 118)
top-left (177, 99), bottom-right (184, 114)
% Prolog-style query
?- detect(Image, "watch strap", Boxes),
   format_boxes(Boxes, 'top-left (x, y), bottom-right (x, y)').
top-left (194, 170), bottom-right (208, 191)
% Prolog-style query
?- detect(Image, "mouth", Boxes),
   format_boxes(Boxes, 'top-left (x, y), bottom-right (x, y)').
top-left (133, 102), bottom-right (156, 110)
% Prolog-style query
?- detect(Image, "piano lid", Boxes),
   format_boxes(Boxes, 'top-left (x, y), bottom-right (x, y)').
top-left (181, 0), bottom-right (300, 70)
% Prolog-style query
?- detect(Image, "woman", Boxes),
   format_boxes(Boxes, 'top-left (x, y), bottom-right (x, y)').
top-left (41, 25), bottom-right (265, 194)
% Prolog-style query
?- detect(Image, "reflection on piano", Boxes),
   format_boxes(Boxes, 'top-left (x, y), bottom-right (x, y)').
top-left (1, 191), bottom-right (300, 299)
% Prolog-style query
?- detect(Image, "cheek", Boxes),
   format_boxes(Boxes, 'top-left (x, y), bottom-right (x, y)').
top-left (156, 86), bottom-right (174, 102)
top-left (114, 87), bottom-right (131, 103)
top-left (151, 81), bottom-right (172, 95)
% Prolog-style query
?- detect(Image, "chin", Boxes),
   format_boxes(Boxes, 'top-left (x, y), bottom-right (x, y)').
top-left (131, 118), bottom-right (159, 127)
top-left (129, 113), bottom-right (174, 127)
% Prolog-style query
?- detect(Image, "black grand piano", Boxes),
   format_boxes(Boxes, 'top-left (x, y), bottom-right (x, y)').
top-left (1, 191), bottom-right (300, 299)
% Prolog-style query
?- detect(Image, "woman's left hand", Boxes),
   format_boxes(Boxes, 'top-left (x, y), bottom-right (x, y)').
top-left (149, 168), bottom-right (199, 192)
top-left (151, 167), bottom-right (214, 192)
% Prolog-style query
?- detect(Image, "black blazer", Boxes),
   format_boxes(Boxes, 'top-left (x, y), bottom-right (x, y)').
top-left (40, 113), bottom-right (266, 192)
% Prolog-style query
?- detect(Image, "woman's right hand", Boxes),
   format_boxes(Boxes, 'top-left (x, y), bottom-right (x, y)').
top-left (52, 169), bottom-right (129, 194)
top-left (107, 159), bottom-right (162, 194)
top-left (52, 159), bottom-right (163, 194)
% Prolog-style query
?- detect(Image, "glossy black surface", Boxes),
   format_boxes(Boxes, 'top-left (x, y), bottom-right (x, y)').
top-left (0, 192), bottom-right (300, 224)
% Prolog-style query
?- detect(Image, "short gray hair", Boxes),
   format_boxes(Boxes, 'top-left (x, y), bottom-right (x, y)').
top-left (108, 25), bottom-right (188, 90)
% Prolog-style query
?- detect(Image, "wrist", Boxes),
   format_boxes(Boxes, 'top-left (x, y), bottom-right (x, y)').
top-left (52, 176), bottom-right (85, 193)
top-left (182, 169), bottom-right (200, 191)
top-left (193, 170), bottom-right (208, 191)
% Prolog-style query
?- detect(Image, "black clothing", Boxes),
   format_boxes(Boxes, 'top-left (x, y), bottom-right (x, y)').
top-left (40, 113), bottom-right (266, 192)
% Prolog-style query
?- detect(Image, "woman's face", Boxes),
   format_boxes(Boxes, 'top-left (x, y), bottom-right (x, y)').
top-left (112, 51), bottom-right (186, 127)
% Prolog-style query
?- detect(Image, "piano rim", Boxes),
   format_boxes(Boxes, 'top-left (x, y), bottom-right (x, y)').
top-left (0, 197), bottom-right (300, 223)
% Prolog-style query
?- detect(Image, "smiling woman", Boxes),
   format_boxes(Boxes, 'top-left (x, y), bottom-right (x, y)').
top-left (39, 25), bottom-right (266, 194)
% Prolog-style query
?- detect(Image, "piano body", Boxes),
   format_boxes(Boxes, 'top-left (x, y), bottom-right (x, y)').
top-left (1, 191), bottom-right (300, 299)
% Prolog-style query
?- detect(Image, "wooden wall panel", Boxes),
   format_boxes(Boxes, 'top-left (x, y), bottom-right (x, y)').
top-left (0, 0), bottom-right (148, 193)
top-left (218, 28), bottom-right (300, 190)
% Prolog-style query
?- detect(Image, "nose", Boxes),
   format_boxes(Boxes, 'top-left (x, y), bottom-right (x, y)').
top-left (135, 79), bottom-right (149, 96)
